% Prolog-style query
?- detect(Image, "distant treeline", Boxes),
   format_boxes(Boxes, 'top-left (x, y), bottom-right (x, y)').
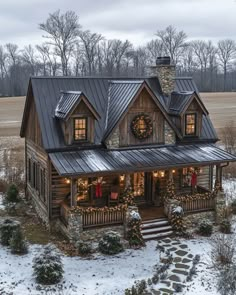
top-left (1, 10), bottom-right (236, 96)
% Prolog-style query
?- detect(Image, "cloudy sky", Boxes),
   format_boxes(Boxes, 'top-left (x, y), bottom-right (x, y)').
top-left (1, 0), bottom-right (236, 47)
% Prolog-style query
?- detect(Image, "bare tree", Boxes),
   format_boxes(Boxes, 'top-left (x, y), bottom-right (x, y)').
top-left (39, 10), bottom-right (81, 76)
top-left (146, 39), bottom-right (165, 64)
top-left (155, 25), bottom-right (187, 64)
top-left (0, 46), bottom-right (7, 79)
top-left (79, 30), bottom-right (103, 75)
top-left (220, 120), bottom-right (236, 154)
top-left (111, 39), bottom-right (132, 75)
top-left (217, 39), bottom-right (236, 91)
top-left (21, 45), bottom-right (39, 76)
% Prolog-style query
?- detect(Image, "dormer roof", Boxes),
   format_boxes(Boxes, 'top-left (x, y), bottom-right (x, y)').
top-left (55, 91), bottom-right (100, 120)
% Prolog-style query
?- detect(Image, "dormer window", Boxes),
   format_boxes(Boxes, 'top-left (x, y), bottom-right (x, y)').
top-left (74, 118), bottom-right (87, 141)
top-left (185, 113), bottom-right (196, 136)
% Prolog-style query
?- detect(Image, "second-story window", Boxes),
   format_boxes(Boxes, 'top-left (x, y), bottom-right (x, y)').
top-left (185, 113), bottom-right (196, 136)
top-left (74, 118), bottom-right (87, 141)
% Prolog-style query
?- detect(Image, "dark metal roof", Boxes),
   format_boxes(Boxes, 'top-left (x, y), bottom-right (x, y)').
top-left (103, 80), bottom-right (144, 140)
top-left (55, 91), bottom-right (82, 119)
top-left (21, 75), bottom-right (218, 151)
top-left (174, 78), bottom-right (199, 93)
top-left (49, 144), bottom-right (236, 176)
top-left (169, 91), bottom-right (194, 115)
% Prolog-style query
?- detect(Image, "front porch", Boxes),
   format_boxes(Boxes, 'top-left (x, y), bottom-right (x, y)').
top-left (59, 164), bottom-right (221, 235)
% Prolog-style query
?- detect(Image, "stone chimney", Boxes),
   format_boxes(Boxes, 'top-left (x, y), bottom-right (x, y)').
top-left (148, 56), bottom-right (175, 96)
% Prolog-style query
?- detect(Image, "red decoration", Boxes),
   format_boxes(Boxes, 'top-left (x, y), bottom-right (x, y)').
top-left (191, 172), bottom-right (197, 186)
top-left (96, 183), bottom-right (102, 198)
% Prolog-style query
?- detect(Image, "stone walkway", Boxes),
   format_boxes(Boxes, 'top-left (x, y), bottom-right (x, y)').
top-left (150, 238), bottom-right (196, 295)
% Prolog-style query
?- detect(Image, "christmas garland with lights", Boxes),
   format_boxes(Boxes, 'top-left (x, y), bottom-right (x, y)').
top-left (165, 180), bottom-right (220, 202)
top-left (70, 188), bottom-right (135, 215)
top-left (130, 113), bottom-right (153, 139)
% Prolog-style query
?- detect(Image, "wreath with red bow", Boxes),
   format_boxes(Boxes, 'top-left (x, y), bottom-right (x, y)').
top-left (130, 113), bottom-right (153, 140)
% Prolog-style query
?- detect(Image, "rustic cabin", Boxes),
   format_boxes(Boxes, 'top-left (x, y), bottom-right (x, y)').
top-left (20, 56), bottom-right (236, 241)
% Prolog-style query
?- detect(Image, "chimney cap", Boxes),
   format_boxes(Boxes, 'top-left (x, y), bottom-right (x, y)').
top-left (156, 56), bottom-right (171, 66)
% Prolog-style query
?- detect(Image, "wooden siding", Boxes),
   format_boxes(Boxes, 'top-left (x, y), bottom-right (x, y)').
top-left (119, 88), bottom-right (165, 146)
top-left (24, 97), bottom-right (43, 147)
top-left (25, 139), bottom-right (49, 223)
top-left (51, 164), bottom-right (70, 218)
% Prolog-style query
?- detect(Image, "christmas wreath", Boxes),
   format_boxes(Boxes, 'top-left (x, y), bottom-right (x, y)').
top-left (130, 113), bottom-right (153, 139)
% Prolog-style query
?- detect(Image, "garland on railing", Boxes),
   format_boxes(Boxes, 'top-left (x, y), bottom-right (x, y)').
top-left (70, 188), bottom-right (135, 215)
top-left (165, 180), bottom-right (220, 203)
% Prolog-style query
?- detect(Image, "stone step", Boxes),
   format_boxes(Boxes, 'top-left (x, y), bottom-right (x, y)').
top-left (142, 220), bottom-right (169, 229)
top-left (142, 225), bottom-right (173, 235)
top-left (143, 230), bottom-right (174, 241)
top-left (142, 218), bottom-right (167, 224)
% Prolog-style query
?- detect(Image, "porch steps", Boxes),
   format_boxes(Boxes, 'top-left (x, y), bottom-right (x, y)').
top-left (141, 218), bottom-right (173, 241)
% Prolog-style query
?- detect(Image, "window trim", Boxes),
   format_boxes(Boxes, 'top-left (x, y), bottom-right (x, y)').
top-left (73, 117), bottom-right (88, 142)
top-left (185, 113), bottom-right (197, 136)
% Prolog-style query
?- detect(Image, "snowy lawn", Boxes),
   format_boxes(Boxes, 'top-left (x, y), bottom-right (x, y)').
top-left (0, 240), bottom-right (158, 295)
top-left (0, 193), bottom-right (5, 210)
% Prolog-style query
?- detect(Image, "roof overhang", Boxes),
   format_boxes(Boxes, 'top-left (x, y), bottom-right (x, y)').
top-left (49, 144), bottom-right (236, 177)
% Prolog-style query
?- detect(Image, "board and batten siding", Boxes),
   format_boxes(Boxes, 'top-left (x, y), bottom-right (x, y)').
top-left (119, 88), bottom-right (165, 146)
top-left (26, 139), bottom-right (50, 223)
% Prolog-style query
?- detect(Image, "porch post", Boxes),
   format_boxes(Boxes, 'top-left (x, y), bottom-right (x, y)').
top-left (70, 178), bottom-right (77, 207)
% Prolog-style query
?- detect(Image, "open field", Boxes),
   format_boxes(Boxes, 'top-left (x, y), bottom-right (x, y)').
top-left (0, 96), bottom-right (25, 137)
top-left (0, 92), bottom-right (236, 138)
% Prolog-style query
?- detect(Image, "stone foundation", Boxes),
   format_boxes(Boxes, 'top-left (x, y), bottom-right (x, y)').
top-left (106, 127), bottom-right (120, 148)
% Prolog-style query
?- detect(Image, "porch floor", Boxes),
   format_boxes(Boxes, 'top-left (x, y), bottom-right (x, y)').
top-left (138, 206), bottom-right (165, 221)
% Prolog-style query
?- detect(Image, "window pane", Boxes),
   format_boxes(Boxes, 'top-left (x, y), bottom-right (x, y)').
top-left (185, 114), bottom-right (196, 135)
top-left (74, 118), bottom-right (87, 140)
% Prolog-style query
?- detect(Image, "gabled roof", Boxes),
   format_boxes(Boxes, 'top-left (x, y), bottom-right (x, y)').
top-left (168, 91), bottom-right (209, 116)
top-left (103, 80), bottom-right (144, 139)
top-left (55, 91), bottom-right (100, 120)
top-left (103, 80), bottom-right (182, 141)
top-left (20, 76), bottom-right (218, 151)
top-left (49, 144), bottom-right (236, 176)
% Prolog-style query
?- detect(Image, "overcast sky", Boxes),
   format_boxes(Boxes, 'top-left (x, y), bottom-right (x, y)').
top-left (1, 0), bottom-right (236, 47)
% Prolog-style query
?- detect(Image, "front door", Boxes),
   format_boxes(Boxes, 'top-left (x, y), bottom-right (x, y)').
top-left (132, 172), bottom-right (153, 204)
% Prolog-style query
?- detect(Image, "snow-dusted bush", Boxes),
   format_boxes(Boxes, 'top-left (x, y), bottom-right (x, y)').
top-left (220, 219), bottom-right (231, 234)
top-left (211, 235), bottom-right (235, 269)
top-left (5, 183), bottom-right (20, 203)
top-left (127, 211), bottom-right (145, 248)
top-left (10, 227), bottom-right (28, 254)
top-left (0, 219), bottom-right (20, 246)
top-left (33, 244), bottom-right (64, 285)
top-left (218, 265), bottom-right (236, 295)
top-left (198, 219), bottom-right (213, 236)
top-left (98, 231), bottom-right (124, 255)
top-left (170, 205), bottom-right (184, 234)
top-left (125, 279), bottom-right (147, 295)
top-left (76, 241), bottom-right (92, 256)
top-left (230, 199), bottom-right (236, 214)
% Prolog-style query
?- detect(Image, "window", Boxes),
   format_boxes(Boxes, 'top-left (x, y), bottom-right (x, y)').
top-left (185, 113), bottom-right (196, 136)
top-left (74, 118), bottom-right (87, 141)
top-left (77, 178), bottom-right (89, 201)
top-left (40, 168), bottom-right (46, 202)
top-left (133, 172), bottom-right (145, 197)
top-left (137, 118), bottom-right (146, 134)
top-left (28, 158), bottom-right (32, 184)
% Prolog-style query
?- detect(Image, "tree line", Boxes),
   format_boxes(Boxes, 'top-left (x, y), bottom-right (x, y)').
top-left (1, 10), bottom-right (236, 96)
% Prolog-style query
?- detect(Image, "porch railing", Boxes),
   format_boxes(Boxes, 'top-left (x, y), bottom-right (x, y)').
top-left (180, 198), bottom-right (215, 213)
top-left (60, 201), bottom-right (70, 225)
top-left (83, 209), bottom-right (126, 228)
top-left (60, 201), bottom-right (126, 228)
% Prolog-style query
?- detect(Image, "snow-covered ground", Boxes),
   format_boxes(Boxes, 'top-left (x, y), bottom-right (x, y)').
top-left (222, 178), bottom-right (236, 203)
top-left (0, 241), bottom-right (158, 295)
top-left (0, 193), bottom-right (5, 210)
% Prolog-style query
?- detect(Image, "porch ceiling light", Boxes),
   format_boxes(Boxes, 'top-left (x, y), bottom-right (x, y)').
top-left (160, 171), bottom-right (165, 178)
top-left (120, 174), bottom-right (125, 181)
top-left (65, 178), bottom-right (71, 184)
top-left (153, 171), bottom-right (159, 178)
top-left (172, 169), bottom-right (176, 173)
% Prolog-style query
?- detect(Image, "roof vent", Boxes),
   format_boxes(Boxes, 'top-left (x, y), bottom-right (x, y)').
top-left (156, 56), bottom-right (171, 66)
